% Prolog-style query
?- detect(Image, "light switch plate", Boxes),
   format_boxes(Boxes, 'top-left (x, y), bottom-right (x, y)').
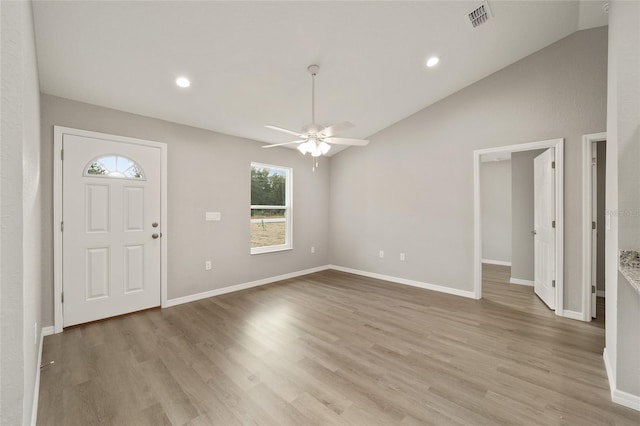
top-left (205, 212), bottom-right (221, 221)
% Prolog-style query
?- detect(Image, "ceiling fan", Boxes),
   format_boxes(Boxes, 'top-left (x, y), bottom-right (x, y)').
top-left (263, 64), bottom-right (369, 158)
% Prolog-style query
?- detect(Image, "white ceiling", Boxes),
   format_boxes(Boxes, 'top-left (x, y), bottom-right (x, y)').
top-left (32, 1), bottom-right (607, 155)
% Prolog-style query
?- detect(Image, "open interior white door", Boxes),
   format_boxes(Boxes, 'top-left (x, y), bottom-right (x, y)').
top-left (534, 148), bottom-right (556, 310)
top-left (591, 146), bottom-right (598, 318)
top-left (62, 134), bottom-right (162, 327)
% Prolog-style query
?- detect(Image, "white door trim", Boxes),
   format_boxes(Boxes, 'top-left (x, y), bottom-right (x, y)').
top-left (53, 126), bottom-right (168, 333)
top-left (582, 132), bottom-right (607, 321)
top-left (473, 138), bottom-right (564, 316)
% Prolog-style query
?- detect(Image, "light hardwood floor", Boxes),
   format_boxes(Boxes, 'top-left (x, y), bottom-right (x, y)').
top-left (37, 267), bottom-right (639, 425)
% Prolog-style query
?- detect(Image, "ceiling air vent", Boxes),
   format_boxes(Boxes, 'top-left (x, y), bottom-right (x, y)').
top-left (467, 2), bottom-right (493, 28)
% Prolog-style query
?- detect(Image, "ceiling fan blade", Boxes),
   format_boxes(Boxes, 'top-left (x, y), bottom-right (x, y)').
top-left (262, 140), bottom-right (305, 148)
top-left (320, 121), bottom-right (355, 137)
top-left (324, 137), bottom-right (370, 146)
top-left (265, 125), bottom-right (304, 138)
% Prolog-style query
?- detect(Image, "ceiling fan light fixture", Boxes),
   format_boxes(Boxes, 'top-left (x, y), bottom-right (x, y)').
top-left (263, 64), bottom-right (369, 159)
top-left (309, 139), bottom-right (322, 157)
top-left (297, 142), bottom-right (309, 155)
top-left (319, 141), bottom-right (331, 155)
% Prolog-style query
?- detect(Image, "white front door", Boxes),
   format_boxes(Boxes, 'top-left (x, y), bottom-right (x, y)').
top-left (534, 148), bottom-right (556, 310)
top-left (62, 134), bottom-right (162, 327)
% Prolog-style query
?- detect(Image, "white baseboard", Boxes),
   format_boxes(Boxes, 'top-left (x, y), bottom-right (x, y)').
top-left (167, 264), bottom-right (476, 308)
top-left (31, 329), bottom-right (46, 426)
top-left (482, 259), bottom-right (512, 266)
top-left (42, 326), bottom-right (54, 337)
top-left (603, 348), bottom-right (640, 411)
top-left (328, 265), bottom-right (476, 299)
top-left (562, 310), bottom-right (584, 321)
top-left (597, 290), bottom-right (606, 298)
top-left (613, 387), bottom-right (640, 411)
top-left (603, 348), bottom-right (615, 391)
top-left (509, 277), bottom-right (534, 286)
top-left (166, 265), bottom-right (330, 307)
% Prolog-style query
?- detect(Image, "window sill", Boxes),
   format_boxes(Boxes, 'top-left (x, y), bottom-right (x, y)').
top-left (251, 245), bottom-right (292, 255)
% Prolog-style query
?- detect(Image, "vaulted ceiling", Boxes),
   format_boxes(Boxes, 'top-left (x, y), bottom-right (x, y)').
top-left (32, 1), bottom-right (607, 154)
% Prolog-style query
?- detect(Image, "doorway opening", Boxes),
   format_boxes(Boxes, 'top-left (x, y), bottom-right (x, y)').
top-left (480, 148), bottom-right (557, 316)
top-left (473, 138), bottom-right (565, 317)
top-left (582, 132), bottom-right (607, 322)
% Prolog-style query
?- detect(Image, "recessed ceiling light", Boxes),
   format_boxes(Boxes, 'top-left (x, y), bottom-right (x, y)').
top-left (426, 56), bottom-right (440, 68)
top-left (176, 77), bottom-right (191, 88)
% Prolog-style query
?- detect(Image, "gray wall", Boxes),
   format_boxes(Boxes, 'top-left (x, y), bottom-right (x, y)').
top-left (40, 95), bottom-right (330, 326)
top-left (0, 1), bottom-right (42, 424)
top-left (606, 0), bottom-right (640, 399)
top-left (329, 27), bottom-right (607, 312)
top-left (617, 271), bottom-right (640, 396)
top-left (480, 160), bottom-right (511, 264)
top-left (615, 9), bottom-right (640, 254)
top-left (510, 149), bottom-right (545, 282)
top-left (596, 141), bottom-right (606, 292)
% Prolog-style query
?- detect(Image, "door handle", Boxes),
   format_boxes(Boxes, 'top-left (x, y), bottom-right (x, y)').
top-left (152, 233), bottom-right (159, 239)
top-left (531, 230), bottom-right (537, 236)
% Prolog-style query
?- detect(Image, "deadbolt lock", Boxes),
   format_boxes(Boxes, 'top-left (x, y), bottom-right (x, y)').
top-left (152, 222), bottom-right (159, 228)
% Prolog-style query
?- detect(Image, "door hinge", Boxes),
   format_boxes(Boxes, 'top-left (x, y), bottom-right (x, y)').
top-left (552, 280), bottom-right (556, 288)
top-left (61, 292), bottom-right (64, 303)
top-left (60, 221), bottom-right (64, 232)
top-left (592, 285), bottom-right (596, 294)
top-left (592, 221), bottom-right (596, 230)
top-left (61, 149), bottom-right (64, 161)
top-left (592, 157), bottom-right (597, 166)
top-left (551, 161), bottom-right (556, 169)
top-left (552, 220), bottom-right (556, 228)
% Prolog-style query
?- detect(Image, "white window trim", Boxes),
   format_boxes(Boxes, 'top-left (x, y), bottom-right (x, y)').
top-left (250, 162), bottom-right (293, 255)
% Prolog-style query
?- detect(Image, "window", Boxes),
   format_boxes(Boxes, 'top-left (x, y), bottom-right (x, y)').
top-left (251, 163), bottom-right (292, 254)
top-left (84, 155), bottom-right (145, 179)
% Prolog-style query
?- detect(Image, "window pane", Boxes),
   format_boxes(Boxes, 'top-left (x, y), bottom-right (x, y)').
top-left (115, 156), bottom-right (133, 172)
top-left (87, 161), bottom-right (108, 175)
top-left (251, 221), bottom-right (286, 247)
top-left (251, 209), bottom-right (286, 248)
top-left (251, 166), bottom-right (286, 206)
top-left (85, 155), bottom-right (145, 179)
top-left (100, 155), bottom-right (117, 171)
top-left (123, 164), bottom-right (144, 178)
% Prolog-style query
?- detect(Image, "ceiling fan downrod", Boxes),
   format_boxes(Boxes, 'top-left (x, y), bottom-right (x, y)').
top-left (308, 64), bottom-right (319, 126)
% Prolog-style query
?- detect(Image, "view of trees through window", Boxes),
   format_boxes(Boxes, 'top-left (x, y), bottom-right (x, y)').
top-left (251, 166), bottom-right (285, 216)
top-left (251, 164), bottom-right (290, 252)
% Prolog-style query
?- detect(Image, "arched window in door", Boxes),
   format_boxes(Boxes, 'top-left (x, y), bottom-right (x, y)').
top-left (84, 155), bottom-right (145, 179)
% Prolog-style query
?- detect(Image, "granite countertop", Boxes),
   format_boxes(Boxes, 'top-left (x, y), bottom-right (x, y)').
top-left (619, 250), bottom-right (640, 295)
